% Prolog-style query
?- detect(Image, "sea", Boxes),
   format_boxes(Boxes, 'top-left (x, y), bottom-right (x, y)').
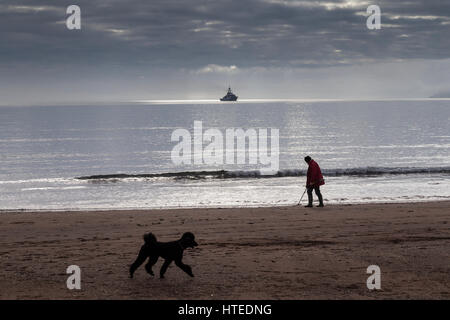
top-left (0, 99), bottom-right (449, 210)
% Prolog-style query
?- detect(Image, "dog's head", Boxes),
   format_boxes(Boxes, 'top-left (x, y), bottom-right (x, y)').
top-left (180, 232), bottom-right (198, 248)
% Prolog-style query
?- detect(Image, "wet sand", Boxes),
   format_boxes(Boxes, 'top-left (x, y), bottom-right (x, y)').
top-left (0, 202), bottom-right (449, 299)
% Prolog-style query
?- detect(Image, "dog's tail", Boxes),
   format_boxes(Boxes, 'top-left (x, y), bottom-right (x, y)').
top-left (143, 232), bottom-right (157, 246)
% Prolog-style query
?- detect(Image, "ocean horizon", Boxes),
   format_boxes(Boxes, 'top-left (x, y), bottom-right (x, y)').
top-left (3, 97), bottom-right (450, 108)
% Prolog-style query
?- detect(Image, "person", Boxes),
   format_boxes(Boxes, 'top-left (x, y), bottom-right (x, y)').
top-left (304, 156), bottom-right (325, 207)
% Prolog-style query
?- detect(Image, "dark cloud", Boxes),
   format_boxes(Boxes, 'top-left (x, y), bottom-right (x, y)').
top-left (1, 0), bottom-right (450, 68)
top-left (0, 0), bottom-right (450, 103)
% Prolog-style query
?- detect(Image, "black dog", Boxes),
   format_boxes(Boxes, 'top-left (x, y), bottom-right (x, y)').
top-left (129, 232), bottom-right (198, 279)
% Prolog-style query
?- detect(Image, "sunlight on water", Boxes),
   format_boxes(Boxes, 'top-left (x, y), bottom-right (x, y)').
top-left (0, 100), bottom-right (449, 210)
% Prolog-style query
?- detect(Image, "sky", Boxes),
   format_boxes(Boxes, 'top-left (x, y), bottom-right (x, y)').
top-left (1, 0), bottom-right (450, 105)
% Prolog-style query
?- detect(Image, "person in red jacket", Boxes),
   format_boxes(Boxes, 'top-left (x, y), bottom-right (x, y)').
top-left (304, 156), bottom-right (325, 207)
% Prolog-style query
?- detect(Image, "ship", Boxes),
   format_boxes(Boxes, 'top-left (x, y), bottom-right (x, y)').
top-left (220, 87), bottom-right (238, 101)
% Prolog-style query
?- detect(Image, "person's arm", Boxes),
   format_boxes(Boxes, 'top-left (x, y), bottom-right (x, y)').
top-left (309, 163), bottom-right (320, 186)
top-left (306, 166), bottom-right (311, 187)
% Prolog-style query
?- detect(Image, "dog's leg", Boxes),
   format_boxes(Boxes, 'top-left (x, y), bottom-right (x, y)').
top-left (159, 259), bottom-right (172, 279)
top-left (175, 258), bottom-right (194, 277)
top-left (129, 246), bottom-right (148, 278)
top-left (144, 255), bottom-right (158, 276)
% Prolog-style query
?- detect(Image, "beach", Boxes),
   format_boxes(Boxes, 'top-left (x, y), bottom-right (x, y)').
top-left (1, 201), bottom-right (449, 299)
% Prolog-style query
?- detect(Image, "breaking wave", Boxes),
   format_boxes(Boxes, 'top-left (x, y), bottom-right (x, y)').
top-left (76, 166), bottom-right (450, 181)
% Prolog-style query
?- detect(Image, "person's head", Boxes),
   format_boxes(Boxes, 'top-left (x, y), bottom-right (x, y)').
top-left (304, 156), bottom-right (312, 164)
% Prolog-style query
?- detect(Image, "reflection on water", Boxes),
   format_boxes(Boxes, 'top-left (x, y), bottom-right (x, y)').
top-left (0, 100), bottom-right (449, 209)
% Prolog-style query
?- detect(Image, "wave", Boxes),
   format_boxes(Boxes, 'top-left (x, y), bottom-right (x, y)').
top-left (76, 166), bottom-right (450, 181)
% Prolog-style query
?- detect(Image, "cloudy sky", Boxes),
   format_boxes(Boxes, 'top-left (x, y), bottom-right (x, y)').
top-left (1, 0), bottom-right (450, 105)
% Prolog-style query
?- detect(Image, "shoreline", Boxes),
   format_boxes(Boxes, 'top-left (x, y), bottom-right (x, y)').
top-left (1, 199), bottom-right (449, 214)
top-left (1, 201), bottom-right (449, 299)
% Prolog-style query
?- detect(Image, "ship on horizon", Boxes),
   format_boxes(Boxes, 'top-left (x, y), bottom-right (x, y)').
top-left (220, 87), bottom-right (238, 101)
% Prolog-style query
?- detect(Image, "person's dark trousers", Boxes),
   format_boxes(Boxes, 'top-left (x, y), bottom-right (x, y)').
top-left (307, 186), bottom-right (323, 206)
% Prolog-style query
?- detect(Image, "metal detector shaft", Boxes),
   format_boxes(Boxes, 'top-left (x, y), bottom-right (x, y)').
top-left (297, 188), bottom-right (307, 205)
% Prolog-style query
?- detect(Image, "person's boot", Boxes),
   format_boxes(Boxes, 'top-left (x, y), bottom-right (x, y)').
top-left (305, 190), bottom-right (313, 207)
top-left (316, 190), bottom-right (324, 207)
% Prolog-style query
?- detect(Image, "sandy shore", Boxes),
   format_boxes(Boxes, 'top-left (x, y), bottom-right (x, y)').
top-left (0, 202), bottom-right (449, 299)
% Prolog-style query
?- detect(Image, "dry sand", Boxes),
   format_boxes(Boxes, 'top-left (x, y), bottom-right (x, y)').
top-left (0, 202), bottom-right (449, 299)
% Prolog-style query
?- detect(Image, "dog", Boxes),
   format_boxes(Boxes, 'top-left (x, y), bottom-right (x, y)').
top-left (129, 232), bottom-right (198, 279)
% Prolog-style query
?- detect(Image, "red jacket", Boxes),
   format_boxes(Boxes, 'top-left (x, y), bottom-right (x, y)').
top-left (306, 159), bottom-right (325, 187)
